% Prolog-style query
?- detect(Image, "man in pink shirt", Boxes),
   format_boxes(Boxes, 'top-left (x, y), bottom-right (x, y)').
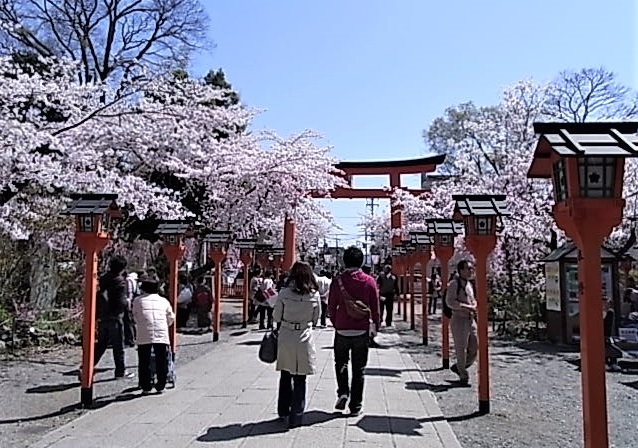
top-left (328, 246), bottom-right (380, 416)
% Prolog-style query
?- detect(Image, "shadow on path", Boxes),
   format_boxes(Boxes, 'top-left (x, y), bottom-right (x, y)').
top-left (197, 410), bottom-right (343, 442)
top-left (357, 412), bottom-right (483, 436)
top-left (405, 380), bottom-right (469, 393)
top-left (237, 340), bottom-right (262, 346)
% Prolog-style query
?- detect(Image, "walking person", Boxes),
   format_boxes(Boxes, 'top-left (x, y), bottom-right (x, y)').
top-left (446, 260), bottom-right (478, 386)
top-left (428, 271), bottom-right (442, 315)
top-left (81, 255), bottom-right (134, 380)
top-left (123, 271), bottom-right (138, 347)
top-left (176, 275), bottom-right (193, 329)
top-left (328, 246), bottom-right (380, 416)
top-left (314, 270), bottom-right (332, 328)
top-left (257, 271), bottom-right (275, 329)
top-left (273, 262), bottom-right (321, 428)
top-left (377, 265), bottom-right (398, 327)
top-left (132, 274), bottom-right (175, 394)
top-left (192, 276), bottom-right (213, 332)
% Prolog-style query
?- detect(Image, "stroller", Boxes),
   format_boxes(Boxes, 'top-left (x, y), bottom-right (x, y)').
top-left (149, 346), bottom-right (176, 389)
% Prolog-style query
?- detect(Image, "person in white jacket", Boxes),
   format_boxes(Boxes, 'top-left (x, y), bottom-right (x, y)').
top-left (132, 275), bottom-right (175, 394)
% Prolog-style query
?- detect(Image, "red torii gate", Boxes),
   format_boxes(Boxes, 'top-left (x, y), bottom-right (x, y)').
top-left (282, 154), bottom-right (446, 267)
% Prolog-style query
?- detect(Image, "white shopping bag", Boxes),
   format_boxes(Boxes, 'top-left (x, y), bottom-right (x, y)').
top-left (264, 287), bottom-right (278, 307)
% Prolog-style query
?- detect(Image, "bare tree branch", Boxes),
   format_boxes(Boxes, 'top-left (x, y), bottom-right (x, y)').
top-left (0, 0), bottom-right (210, 83)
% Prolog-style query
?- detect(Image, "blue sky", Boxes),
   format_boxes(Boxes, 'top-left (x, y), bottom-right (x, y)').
top-left (193, 0), bottom-right (636, 246)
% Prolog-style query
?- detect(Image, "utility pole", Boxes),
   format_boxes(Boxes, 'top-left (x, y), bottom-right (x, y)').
top-left (365, 198), bottom-right (379, 271)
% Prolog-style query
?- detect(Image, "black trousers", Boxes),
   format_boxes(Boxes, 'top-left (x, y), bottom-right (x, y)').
top-left (257, 305), bottom-right (273, 329)
top-left (138, 343), bottom-right (169, 392)
top-left (379, 296), bottom-right (395, 326)
top-left (94, 319), bottom-right (126, 377)
top-left (428, 294), bottom-right (439, 314)
top-left (176, 305), bottom-right (190, 328)
top-left (196, 306), bottom-right (212, 328)
top-left (334, 332), bottom-right (369, 413)
top-left (320, 301), bottom-right (328, 326)
top-left (277, 370), bottom-right (307, 424)
top-left (123, 308), bottom-right (136, 346)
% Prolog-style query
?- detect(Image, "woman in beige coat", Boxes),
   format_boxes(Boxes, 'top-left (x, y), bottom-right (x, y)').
top-left (273, 262), bottom-right (320, 428)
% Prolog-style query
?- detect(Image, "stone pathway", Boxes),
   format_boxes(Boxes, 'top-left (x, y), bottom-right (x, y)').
top-left (30, 327), bottom-right (461, 447)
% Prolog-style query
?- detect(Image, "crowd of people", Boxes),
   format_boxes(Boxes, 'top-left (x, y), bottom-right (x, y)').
top-left (80, 247), bottom-right (476, 412)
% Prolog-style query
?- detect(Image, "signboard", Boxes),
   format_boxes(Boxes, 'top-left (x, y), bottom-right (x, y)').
top-left (545, 262), bottom-right (561, 312)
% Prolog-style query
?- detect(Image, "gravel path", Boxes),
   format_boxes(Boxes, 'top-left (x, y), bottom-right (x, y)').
top-left (393, 313), bottom-right (638, 448)
top-left (0, 304), bottom-right (247, 448)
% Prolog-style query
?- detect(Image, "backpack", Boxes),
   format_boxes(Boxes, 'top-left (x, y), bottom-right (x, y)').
top-left (194, 289), bottom-right (211, 308)
top-left (337, 277), bottom-right (371, 321)
top-left (441, 280), bottom-right (462, 319)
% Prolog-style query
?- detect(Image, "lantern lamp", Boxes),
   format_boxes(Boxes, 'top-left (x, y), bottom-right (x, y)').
top-left (155, 220), bottom-right (192, 245)
top-left (452, 195), bottom-right (510, 236)
top-left (203, 230), bottom-right (233, 252)
top-left (528, 122), bottom-right (638, 203)
top-left (426, 219), bottom-right (463, 247)
top-left (62, 194), bottom-right (121, 235)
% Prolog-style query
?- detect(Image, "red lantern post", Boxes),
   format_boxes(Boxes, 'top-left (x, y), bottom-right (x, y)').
top-left (426, 219), bottom-right (463, 365)
top-left (62, 194), bottom-right (120, 407)
top-left (410, 232), bottom-right (432, 343)
top-left (528, 121), bottom-right (638, 448)
top-left (155, 221), bottom-right (191, 352)
top-left (453, 195), bottom-right (510, 415)
top-left (235, 238), bottom-right (257, 328)
top-left (203, 230), bottom-right (232, 342)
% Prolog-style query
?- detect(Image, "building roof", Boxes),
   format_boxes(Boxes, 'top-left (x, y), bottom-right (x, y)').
top-left (452, 195), bottom-right (510, 217)
top-left (541, 241), bottom-right (624, 262)
top-left (528, 122), bottom-right (638, 178)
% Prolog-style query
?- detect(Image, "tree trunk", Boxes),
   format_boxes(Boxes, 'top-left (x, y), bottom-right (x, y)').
top-left (29, 237), bottom-right (60, 310)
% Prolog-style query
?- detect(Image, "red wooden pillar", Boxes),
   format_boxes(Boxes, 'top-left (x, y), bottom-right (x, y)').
top-left (421, 249), bottom-right (430, 345)
top-left (464, 235), bottom-right (496, 415)
top-left (209, 251), bottom-right (225, 342)
top-left (163, 243), bottom-right (185, 352)
top-left (409, 254), bottom-right (416, 330)
top-left (436, 246), bottom-right (454, 369)
top-left (283, 215), bottom-right (296, 271)
top-left (76, 234), bottom-right (109, 406)
top-left (240, 251), bottom-right (253, 328)
top-left (554, 201), bottom-right (621, 448)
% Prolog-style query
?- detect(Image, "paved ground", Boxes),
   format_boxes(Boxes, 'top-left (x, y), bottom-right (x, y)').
top-left (395, 307), bottom-right (638, 448)
top-left (28, 327), bottom-right (461, 448)
top-left (0, 301), bottom-right (243, 448)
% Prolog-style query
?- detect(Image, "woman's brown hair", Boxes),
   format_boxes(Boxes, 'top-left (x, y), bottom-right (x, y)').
top-left (286, 261), bottom-right (319, 295)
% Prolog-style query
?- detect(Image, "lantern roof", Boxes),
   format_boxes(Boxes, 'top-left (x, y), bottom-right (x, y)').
top-left (234, 238), bottom-right (258, 249)
top-left (201, 229), bottom-right (233, 243)
top-left (155, 220), bottom-right (192, 235)
top-left (426, 218), bottom-right (464, 235)
top-left (62, 193), bottom-right (119, 216)
top-left (271, 247), bottom-right (286, 256)
top-left (452, 195), bottom-right (510, 218)
top-left (528, 122), bottom-right (638, 178)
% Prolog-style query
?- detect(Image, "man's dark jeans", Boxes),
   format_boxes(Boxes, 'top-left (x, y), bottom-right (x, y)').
top-left (379, 295), bottom-right (395, 326)
top-left (94, 319), bottom-right (126, 377)
top-left (257, 305), bottom-right (273, 329)
top-left (277, 370), bottom-right (306, 425)
top-left (320, 301), bottom-right (328, 326)
top-left (334, 332), bottom-right (369, 413)
top-left (138, 343), bottom-right (169, 392)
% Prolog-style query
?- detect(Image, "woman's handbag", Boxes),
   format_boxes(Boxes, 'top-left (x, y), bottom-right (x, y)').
top-left (258, 330), bottom-right (278, 364)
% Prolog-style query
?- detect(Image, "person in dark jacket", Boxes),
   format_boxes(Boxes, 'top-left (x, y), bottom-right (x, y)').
top-left (92, 255), bottom-right (134, 379)
top-left (328, 246), bottom-right (380, 416)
